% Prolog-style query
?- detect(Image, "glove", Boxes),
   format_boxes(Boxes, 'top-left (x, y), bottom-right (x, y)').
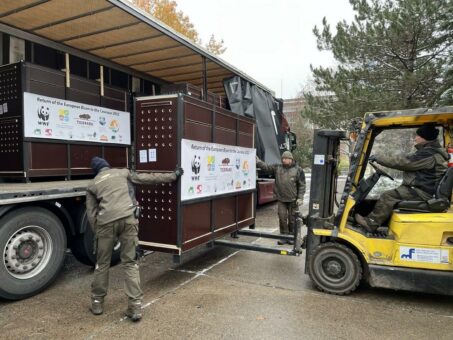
top-left (368, 155), bottom-right (378, 163)
top-left (175, 167), bottom-right (184, 177)
top-left (296, 199), bottom-right (303, 206)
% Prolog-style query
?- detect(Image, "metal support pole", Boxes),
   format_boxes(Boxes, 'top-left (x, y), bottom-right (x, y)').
top-left (202, 56), bottom-right (207, 101)
top-left (100, 65), bottom-right (104, 96)
top-left (65, 53), bottom-right (70, 88)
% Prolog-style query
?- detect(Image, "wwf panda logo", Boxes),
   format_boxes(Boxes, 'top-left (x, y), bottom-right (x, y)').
top-left (37, 106), bottom-right (50, 121)
top-left (191, 155), bottom-right (201, 175)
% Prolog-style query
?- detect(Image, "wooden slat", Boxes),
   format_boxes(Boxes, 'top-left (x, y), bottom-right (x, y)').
top-left (161, 69), bottom-right (230, 82)
top-left (152, 62), bottom-right (221, 78)
top-left (0, 0), bottom-right (109, 30)
top-left (0, 0), bottom-right (46, 18)
top-left (66, 22), bottom-right (152, 50)
top-left (190, 74), bottom-right (233, 86)
top-left (133, 54), bottom-right (200, 72)
top-left (156, 64), bottom-right (203, 78)
top-left (93, 35), bottom-right (177, 59)
top-left (187, 78), bottom-right (230, 89)
top-left (35, 7), bottom-right (135, 42)
top-left (115, 45), bottom-right (191, 65)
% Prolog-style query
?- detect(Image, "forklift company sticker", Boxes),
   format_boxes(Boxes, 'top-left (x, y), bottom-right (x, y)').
top-left (399, 246), bottom-right (449, 264)
top-left (314, 154), bottom-right (325, 165)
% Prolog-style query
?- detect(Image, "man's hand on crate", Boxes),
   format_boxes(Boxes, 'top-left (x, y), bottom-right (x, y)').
top-left (175, 167), bottom-right (184, 177)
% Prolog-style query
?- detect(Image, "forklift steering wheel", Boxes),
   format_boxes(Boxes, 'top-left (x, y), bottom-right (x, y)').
top-left (369, 161), bottom-right (395, 181)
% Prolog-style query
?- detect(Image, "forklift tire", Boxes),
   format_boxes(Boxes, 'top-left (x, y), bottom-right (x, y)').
top-left (308, 242), bottom-right (362, 295)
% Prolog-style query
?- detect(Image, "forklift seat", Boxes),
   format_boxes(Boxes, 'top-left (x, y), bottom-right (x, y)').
top-left (396, 167), bottom-right (453, 213)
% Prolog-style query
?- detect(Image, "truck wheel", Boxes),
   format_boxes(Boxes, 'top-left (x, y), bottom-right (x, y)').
top-left (71, 209), bottom-right (120, 266)
top-left (308, 242), bottom-right (362, 295)
top-left (0, 207), bottom-right (66, 300)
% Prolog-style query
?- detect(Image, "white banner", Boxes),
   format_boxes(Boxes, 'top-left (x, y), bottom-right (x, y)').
top-left (23, 92), bottom-right (131, 145)
top-left (181, 139), bottom-right (256, 201)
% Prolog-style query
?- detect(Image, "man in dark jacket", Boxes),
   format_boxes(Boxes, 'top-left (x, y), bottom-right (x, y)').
top-left (356, 125), bottom-right (448, 233)
top-left (86, 157), bottom-right (183, 321)
top-left (256, 151), bottom-right (306, 244)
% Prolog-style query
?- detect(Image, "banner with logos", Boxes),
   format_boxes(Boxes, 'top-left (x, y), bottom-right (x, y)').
top-left (181, 138), bottom-right (256, 201)
top-left (23, 92), bottom-right (131, 145)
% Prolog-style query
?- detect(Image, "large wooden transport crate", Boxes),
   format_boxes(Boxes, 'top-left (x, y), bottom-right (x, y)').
top-left (135, 94), bottom-right (256, 256)
top-left (0, 62), bottom-right (129, 179)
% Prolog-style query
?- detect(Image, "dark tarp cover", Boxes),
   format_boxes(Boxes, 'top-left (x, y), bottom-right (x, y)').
top-left (223, 76), bottom-right (284, 164)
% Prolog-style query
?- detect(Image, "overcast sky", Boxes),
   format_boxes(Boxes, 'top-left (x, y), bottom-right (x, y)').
top-left (176, 0), bottom-right (355, 99)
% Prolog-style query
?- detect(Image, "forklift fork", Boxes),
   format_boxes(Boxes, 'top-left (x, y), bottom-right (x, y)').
top-left (214, 209), bottom-right (304, 256)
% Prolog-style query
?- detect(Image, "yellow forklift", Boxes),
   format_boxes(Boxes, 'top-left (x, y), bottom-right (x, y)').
top-left (305, 107), bottom-right (453, 295)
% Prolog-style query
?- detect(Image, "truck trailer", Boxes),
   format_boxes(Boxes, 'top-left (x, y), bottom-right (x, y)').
top-left (0, 0), bottom-right (293, 300)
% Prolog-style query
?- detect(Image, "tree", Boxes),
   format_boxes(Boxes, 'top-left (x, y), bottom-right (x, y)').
top-left (205, 34), bottom-right (227, 55)
top-left (303, 0), bottom-right (453, 129)
top-left (292, 125), bottom-right (314, 169)
top-left (132, 0), bottom-right (226, 55)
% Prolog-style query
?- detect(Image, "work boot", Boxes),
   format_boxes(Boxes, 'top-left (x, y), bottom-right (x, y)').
top-left (125, 301), bottom-right (142, 322)
top-left (90, 298), bottom-right (104, 316)
top-left (277, 239), bottom-right (286, 245)
top-left (355, 214), bottom-right (378, 233)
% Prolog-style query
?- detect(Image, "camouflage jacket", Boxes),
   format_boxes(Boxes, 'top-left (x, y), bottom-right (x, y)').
top-left (86, 168), bottom-right (176, 227)
top-left (376, 140), bottom-right (448, 197)
top-left (256, 159), bottom-right (306, 202)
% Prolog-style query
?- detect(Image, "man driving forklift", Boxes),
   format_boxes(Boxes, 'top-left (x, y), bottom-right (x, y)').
top-left (306, 108), bottom-right (453, 296)
top-left (355, 124), bottom-right (449, 232)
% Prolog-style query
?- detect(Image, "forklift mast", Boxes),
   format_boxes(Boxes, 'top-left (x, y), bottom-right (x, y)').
top-left (305, 130), bottom-right (346, 270)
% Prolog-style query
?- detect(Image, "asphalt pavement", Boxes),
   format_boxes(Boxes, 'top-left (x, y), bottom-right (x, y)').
top-left (1, 178), bottom-right (452, 339)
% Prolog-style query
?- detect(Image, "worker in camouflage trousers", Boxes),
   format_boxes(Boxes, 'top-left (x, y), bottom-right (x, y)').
top-left (86, 157), bottom-right (183, 321)
top-left (256, 151), bottom-right (306, 245)
top-left (356, 125), bottom-right (448, 233)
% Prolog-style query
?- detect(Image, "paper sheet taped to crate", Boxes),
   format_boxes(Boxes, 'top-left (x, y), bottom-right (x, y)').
top-left (23, 92), bottom-right (131, 145)
top-left (181, 138), bottom-right (256, 201)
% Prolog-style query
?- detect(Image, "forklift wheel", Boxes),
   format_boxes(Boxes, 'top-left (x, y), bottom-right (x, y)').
top-left (308, 242), bottom-right (362, 295)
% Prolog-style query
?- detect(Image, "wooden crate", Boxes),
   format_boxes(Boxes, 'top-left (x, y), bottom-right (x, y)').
top-left (135, 94), bottom-right (255, 256)
top-left (0, 62), bottom-right (129, 179)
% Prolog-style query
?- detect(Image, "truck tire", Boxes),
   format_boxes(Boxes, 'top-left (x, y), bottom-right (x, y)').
top-left (308, 242), bottom-right (362, 295)
top-left (0, 207), bottom-right (66, 300)
top-left (71, 209), bottom-right (120, 266)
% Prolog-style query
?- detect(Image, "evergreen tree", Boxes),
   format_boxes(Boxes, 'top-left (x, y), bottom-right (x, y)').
top-left (303, 0), bottom-right (453, 129)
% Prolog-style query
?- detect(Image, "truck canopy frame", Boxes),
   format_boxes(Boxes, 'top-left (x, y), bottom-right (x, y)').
top-left (0, 0), bottom-right (273, 97)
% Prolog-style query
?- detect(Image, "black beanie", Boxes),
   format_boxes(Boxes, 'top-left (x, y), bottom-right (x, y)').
top-left (91, 157), bottom-right (110, 174)
top-left (416, 125), bottom-right (439, 141)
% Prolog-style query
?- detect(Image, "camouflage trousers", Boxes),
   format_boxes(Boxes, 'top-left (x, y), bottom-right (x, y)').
top-left (91, 215), bottom-right (143, 304)
top-left (368, 185), bottom-right (429, 225)
top-left (277, 201), bottom-right (298, 235)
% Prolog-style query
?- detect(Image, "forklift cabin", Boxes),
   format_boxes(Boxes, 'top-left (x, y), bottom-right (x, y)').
top-left (306, 107), bottom-right (453, 296)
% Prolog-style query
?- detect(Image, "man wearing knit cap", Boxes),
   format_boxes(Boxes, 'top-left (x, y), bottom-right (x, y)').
top-left (356, 124), bottom-right (448, 233)
top-left (86, 157), bottom-right (183, 321)
top-left (256, 151), bottom-right (306, 245)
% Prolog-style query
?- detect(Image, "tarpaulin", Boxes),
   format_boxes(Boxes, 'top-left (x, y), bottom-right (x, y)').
top-left (223, 76), bottom-right (284, 164)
